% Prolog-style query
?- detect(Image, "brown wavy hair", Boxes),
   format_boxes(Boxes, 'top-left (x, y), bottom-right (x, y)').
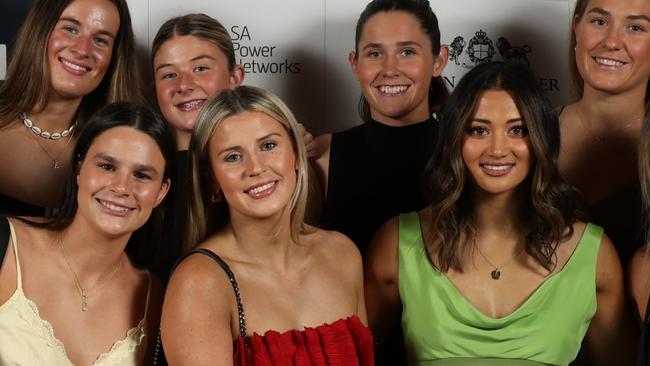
top-left (0, 0), bottom-right (143, 128)
top-left (424, 61), bottom-right (581, 272)
top-left (639, 108), bottom-right (650, 245)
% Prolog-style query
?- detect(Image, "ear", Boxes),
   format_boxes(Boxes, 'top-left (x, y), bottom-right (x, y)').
top-left (154, 178), bottom-right (171, 207)
top-left (348, 51), bottom-right (360, 81)
top-left (229, 64), bottom-right (245, 87)
top-left (432, 45), bottom-right (449, 77)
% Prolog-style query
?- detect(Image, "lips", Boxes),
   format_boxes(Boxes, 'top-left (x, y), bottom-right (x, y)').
top-left (176, 99), bottom-right (206, 112)
top-left (59, 57), bottom-right (91, 75)
top-left (96, 198), bottom-right (134, 217)
top-left (244, 181), bottom-right (277, 199)
top-left (377, 85), bottom-right (409, 95)
top-left (593, 56), bottom-right (627, 69)
top-left (480, 163), bottom-right (514, 177)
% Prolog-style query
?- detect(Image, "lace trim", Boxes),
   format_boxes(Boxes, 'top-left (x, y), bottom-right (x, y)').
top-left (18, 288), bottom-right (146, 365)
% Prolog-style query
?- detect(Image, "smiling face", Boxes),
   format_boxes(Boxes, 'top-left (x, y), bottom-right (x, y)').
top-left (154, 35), bottom-right (243, 148)
top-left (208, 111), bottom-right (297, 221)
top-left (47, 0), bottom-right (120, 101)
top-left (75, 126), bottom-right (170, 238)
top-left (462, 90), bottom-right (532, 196)
top-left (574, 0), bottom-right (650, 96)
top-left (350, 10), bottom-right (446, 126)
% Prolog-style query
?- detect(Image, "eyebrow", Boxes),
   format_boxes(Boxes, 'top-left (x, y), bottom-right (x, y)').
top-left (586, 7), bottom-right (650, 22)
top-left (154, 55), bottom-right (216, 73)
top-left (362, 40), bottom-right (423, 50)
top-left (94, 153), bottom-right (160, 174)
top-left (59, 16), bottom-right (117, 39)
top-left (471, 118), bottom-right (524, 123)
top-left (217, 132), bottom-right (282, 155)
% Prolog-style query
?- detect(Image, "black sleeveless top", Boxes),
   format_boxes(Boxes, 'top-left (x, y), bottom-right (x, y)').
top-left (322, 117), bottom-right (437, 253)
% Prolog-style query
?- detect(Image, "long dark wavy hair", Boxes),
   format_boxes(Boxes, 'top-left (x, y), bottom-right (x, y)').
top-left (424, 61), bottom-right (581, 272)
top-left (22, 102), bottom-right (176, 268)
top-left (640, 109), bottom-right (650, 245)
top-left (353, 0), bottom-right (448, 122)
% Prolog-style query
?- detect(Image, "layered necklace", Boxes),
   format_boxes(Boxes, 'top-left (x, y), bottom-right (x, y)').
top-left (58, 234), bottom-right (123, 312)
top-left (21, 112), bottom-right (76, 169)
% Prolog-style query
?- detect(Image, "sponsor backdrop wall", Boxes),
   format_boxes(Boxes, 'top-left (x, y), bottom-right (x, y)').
top-left (0, 0), bottom-right (578, 132)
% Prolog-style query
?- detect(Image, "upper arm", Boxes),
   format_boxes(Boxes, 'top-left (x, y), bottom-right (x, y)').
top-left (629, 247), bottom-right (650, 322)
top-left (586, 234), bottom-right (638, 365)
top-left (364, 217), bottom-right (401, 341)
top-left (161, 256), bottom-right (235, 365)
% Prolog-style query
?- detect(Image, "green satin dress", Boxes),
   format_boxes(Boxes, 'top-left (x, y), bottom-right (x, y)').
top-left (398, 212), bottom-right (602, 366)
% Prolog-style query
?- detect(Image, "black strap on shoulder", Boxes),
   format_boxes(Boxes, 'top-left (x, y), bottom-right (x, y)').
top-left (172, 248), bottom-right (247, 339)
top-left (0, 217), bottom-right (9, 271)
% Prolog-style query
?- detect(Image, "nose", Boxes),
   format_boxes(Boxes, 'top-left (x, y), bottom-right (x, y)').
top-left (382, 54), bottom-right (399, 77)
top-left (109, 171), bottom-right (131, 195)
top-left (245, 152), bottom-right (266, 177)
top-left (176, 72), bottom-right (196, 94)
top-left (488, 133), bottom-right (508, 158)
top-left (70, 35), bottom-right (91, 57)
top-left (603, 27), bottom-right (622, 50)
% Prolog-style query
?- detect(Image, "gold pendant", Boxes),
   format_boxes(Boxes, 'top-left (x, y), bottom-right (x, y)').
top-left (491, 269), bottom-right (501, 280)
top-left (53, 160), bottom-right (61, 169)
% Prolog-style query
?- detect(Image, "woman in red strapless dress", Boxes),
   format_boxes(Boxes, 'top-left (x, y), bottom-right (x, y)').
top-left (160, 86), bottom-right (374, 366)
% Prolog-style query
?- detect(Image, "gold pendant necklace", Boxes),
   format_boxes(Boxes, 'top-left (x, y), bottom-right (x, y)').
top-left (27, 128), bottom-right (74, 169)
top-left (473, 239), bottom-right (526, 280)
top-left (58, 234), bottom-right (123, 312)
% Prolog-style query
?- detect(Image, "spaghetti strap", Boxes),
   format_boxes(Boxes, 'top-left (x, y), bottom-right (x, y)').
top-left (7, 220), bottom-right (21, 289)
top-left (172, 248), bottom-right (247, 339)
top-left (142, 269), bottom-right (152, 320)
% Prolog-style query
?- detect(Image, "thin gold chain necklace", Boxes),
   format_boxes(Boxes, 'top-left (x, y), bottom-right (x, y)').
top-left (28, 132), bottom-right (73, 169)
top-left (472, 238), bottom-right (526, 280)
top-left (58, 234), bottom-right (123, 312)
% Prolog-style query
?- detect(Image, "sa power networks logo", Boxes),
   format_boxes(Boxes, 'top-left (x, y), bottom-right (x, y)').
top-left (0, 44), bottom-right (6, 80)
top-left (449, 30), bottom-right (532, 68)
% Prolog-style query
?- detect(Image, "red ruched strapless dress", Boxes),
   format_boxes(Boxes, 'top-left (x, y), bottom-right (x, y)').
top-left (233, 315), bottom-right (374, 366)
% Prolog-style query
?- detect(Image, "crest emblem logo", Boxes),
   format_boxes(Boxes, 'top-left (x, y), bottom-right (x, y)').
top-left (467, 30), bottom-right (495, 65)
top-left (497, 37), bottom-right (531, 65)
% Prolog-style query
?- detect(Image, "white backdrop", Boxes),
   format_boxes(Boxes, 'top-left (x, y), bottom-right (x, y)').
top-left (1, 0), bottom-right (579, 132)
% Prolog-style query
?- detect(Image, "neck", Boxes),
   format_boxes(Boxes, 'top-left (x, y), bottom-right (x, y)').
top-left (370, 107), bottom-right (430, 127)
top-left (176, 129), bottom-right (191, 151)
top-left (61, 216), bottom-right (130, 279)
top-left (471, 188), bottom-right (525, 238)
top-left (28, 98), bottom-right (82, 131)
top-left (577, 85), bottom-right (646, 132)
top-left (228, 209), bottom-right (297, 269)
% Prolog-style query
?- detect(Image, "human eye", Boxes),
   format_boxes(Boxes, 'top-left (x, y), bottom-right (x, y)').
top-left (62, 25), bottom-right (78, 34)
top-left (133, 171), bottom-right (153, 181)
top-left (224, 152), bottom-right (241, 162)
top-left (94, 36), bottom-right (111, 47)
top-left (98, 162), bottom-right (115, 171)
top-left (628, 23), bottom-right (647, 33)
top-left (261, 141), bottom-right (277, 151)
top-left (366, 49), bottom-right (382, 58)
top-left (194, 65), bottom-right (210, 72)
top-left (400, 48), bottom-right (416, 56)
top-left (590, 17), bottom-right (607, 27)
top-left (467, 125), bottom-right (489, 137)
top-left (509, 124), bottom-right (528, 137)
top-left (160, 72), bottom-right (176, 81)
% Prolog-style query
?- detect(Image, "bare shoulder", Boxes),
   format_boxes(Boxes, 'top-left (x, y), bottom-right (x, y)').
top-left (304, 227), bottom-right (361, 271)
top-left (313, 133), bottom-right (332, 162)
top-left (629, 247), bottom-right (650, 320)
top-left (165, 246), bottom-right (233, 301)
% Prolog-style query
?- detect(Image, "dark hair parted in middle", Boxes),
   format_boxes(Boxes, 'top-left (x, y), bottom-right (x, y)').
top-left (31, 102), bottom-right (176, 267)
top-left (424, 61), bottom-right (581, 272)
top-left (353, 0), bottom-right (449, 122)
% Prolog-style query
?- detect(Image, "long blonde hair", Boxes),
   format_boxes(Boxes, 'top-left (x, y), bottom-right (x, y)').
top-left (186, 86), bottom-right (309, 249)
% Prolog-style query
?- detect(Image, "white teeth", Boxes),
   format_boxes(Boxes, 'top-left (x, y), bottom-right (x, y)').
top-left (379, 85), bottom-right (408, 94)
top-left (61, 58), bottom-right (88, 72)
top-left (595, 57), bottom-right (625, 67)
top-left (248, 182), bottom-right (275, 194)
top-left (101, 200), bottom-right (130, 212)
top-left (178, 100), bottom-right (204, 109)
top-left (482, 164), bottom-right (511, 171)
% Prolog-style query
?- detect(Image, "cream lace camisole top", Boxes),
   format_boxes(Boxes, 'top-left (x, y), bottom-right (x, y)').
top-left (0, 220), bottom-right (151, 365)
